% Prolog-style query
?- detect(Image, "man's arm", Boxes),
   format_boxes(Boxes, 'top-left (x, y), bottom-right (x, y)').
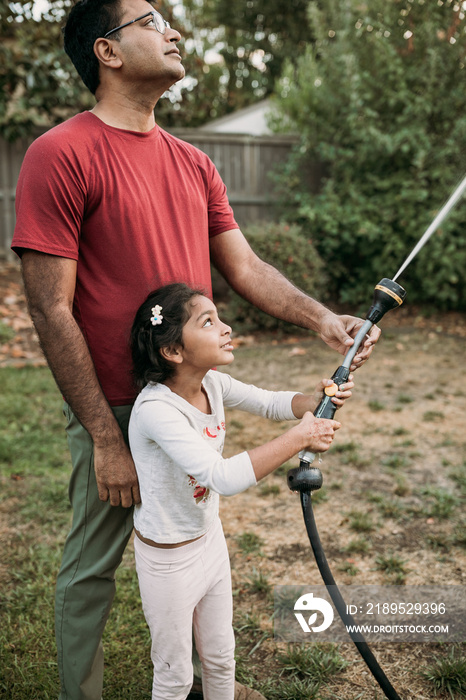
top-left (21, 251), bottom-right (140, 508)
top-left (209, 229), bottom-right (380, 368)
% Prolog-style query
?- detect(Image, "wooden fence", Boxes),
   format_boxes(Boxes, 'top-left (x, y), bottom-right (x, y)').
top-left (0, 127), bottom-right (301, 260)
top-left (0, 129), bottom-right (49, 261)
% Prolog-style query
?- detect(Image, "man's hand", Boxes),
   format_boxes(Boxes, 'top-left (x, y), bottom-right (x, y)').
top-left (94, 440), bottom-right (141, 508)
top-left (318, 312), bottom-right (381, 370)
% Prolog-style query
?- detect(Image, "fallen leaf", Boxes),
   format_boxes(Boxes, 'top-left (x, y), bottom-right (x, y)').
top-left (288, 347), bottom-right (306, 356)
top-left (11, 346), bottom-right (26, 358)
top-left (231, 335), bottom-right (255, 347)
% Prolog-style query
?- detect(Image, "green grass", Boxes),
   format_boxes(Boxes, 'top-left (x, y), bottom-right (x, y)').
top-left (366, 492), bottom-right (405, 520)
top-left (392, 427), bottom-right (409, 436)
top-left (450, 463), bottom-right (466, 494)
top-left (415, 486), bottom-right (460, 520)
top-left (344, 537), bottom-right (370, 554)
top-left (273, 586), bottom-right (306, 629)
top-left (368, 399), bottom-right (385, 412)
top-left (259, 676), bottom-right (321, 699)
top-left (422, 410), bottom-right (445, 422)
top-left (338, 561), bottom-right (359, 576)
top-left (375, 553), bottom-right (409, 584)
top-left (236, 531), bottom-right (264, 555)
top-left (0, 320), bottom-right (15, 343)
top-left (0, 367), bottom-right (68, 478)
top-left (393, 474), bottom-right (410, 497)
top-left (245, 568), bottom-right (272, 595)
top-left (347, 509), bottom-right (375, 533)
top-left (331, 440), bottom-right (369, 468)
top-left (381, 452), bottom-right (410, 470)
top-left (332, 440), bottom-right (359, 454)
top-left (453, 522), bottom-right (466, 548)
top-left (420, 646), bottom-right (466, 698)
top-left (233, 610), bottom-right (271, 660)
top-left (259, 482), bottom-right (281, 497)
top-left (2, 361), bottom-right (465, 700)
top-left (396, 393), bottom-right (414, 404)
top-left (278, 643), bottom-right (347, 683)
top-left (0, 367), bottom-right (153, 698)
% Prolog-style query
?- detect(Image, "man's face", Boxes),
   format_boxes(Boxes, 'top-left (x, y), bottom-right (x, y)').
top-left (109, 1), bottom-right (185, 91)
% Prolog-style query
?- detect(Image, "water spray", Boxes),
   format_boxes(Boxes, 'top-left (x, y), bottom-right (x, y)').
top-left (393, 173), bottom-right (466, 282)
top-left (286, 174), bottom-right (466, 699)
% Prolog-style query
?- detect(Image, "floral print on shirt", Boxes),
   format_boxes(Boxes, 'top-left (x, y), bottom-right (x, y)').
top-left (202, 421), bottom-right (226, 439)
top-left (187, 475), bottom-right (210, 504)
top-left (187, 421), bottom-right (226, 503)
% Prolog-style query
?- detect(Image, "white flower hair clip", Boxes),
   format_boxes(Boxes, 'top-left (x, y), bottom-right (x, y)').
top-left (150, 305), bottom-right (163, 326)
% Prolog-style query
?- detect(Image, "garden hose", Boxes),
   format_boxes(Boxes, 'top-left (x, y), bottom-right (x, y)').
top-left (287, 278), bottom-right (406, 700)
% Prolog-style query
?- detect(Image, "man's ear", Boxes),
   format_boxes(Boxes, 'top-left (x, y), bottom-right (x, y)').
top-left (93, 37), bottom-right (123, 70)
top-left (160, 345), bottom-right (184, 365)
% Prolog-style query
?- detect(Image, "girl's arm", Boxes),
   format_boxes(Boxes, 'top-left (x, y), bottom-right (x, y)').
top-left (219, 372), bottom-right (353, 422)
top-left (248, 411), bottom-right (340, 482)
top-left (132, 375), bottom-right (354, 496)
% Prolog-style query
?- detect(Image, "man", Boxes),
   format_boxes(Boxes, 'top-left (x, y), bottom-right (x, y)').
top-left (12, 1), bottom-right (380, 699)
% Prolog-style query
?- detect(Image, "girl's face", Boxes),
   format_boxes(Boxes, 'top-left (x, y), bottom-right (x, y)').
top-left (178, 295), bottom-right (234, 371)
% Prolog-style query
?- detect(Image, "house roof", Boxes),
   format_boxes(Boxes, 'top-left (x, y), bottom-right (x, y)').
top-left (198, 99), bottom-right (274, 136)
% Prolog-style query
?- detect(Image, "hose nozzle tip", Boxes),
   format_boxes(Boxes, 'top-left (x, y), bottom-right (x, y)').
top-left (366, 278), bottom-right (407, 324)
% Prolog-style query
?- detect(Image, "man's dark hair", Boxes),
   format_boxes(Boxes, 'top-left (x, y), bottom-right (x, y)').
top-left (63, 0), bottom-right (123, 94)
top-left (130, 283), bottom-right (207, 390)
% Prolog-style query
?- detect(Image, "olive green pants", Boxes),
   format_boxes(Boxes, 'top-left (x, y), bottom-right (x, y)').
top-left (55, 403), bottom-right (134, 700)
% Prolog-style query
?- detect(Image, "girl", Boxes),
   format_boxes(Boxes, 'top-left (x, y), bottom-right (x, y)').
top-left (129, 282), bottom-right (354, 700)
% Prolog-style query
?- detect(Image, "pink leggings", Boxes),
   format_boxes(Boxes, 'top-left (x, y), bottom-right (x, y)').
top-left (134, 517), bottom-right (235, 700)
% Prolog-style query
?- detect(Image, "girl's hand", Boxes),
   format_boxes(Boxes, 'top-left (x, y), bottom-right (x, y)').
top-left (291, 376), bottom-right (355, 418)
top-left (296, 411), bottom-right (341, 453)
top-left (312, 375), bottom-right (354, 410)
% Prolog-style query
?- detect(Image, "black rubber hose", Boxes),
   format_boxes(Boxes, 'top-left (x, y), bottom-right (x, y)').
top-left (300, 491), bottom-right (402, 700)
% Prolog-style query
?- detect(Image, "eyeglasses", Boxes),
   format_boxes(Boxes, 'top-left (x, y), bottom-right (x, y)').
top-left (104, 9), bottom-right (170, 39)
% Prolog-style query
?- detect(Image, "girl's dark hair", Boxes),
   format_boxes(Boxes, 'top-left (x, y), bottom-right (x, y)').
top-left (63, 0), bottom-right (123, 94)
top-left (130, 283), bottom-right (206, 390)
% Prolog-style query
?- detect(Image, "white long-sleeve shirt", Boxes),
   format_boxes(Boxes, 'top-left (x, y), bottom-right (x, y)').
top-left (129, 369), bottom-right (298, 544)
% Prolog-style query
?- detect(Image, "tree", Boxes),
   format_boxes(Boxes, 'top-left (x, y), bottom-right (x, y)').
top-left (180, 0), bottom-right (313, 114)
top-left (1, 0), bottom-right (313, 138)
top-left (0, 0), bottom-right (224, 138)
top-left (272, 0), bottom-right (466, 309)
top-left (1, 0), bottom-right (315, 137)
top-left (0, 0), bottom-right (93, 141)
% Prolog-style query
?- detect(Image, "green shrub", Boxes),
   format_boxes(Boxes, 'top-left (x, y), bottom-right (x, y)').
top-left (212, 221), bottom-right (328, 333)
top-left (271, 0), bottom-right (466, 309)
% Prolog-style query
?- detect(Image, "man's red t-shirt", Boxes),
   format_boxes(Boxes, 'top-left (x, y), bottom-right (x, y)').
top-left (12, 112), bottom-right (238, 405)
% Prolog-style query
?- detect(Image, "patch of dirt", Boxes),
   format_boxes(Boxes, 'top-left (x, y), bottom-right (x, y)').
top-left (1, 259), bottom-right (465, 699)
top-left (0, 261), bottom-right (46, 367)
top-left (217, 322), bottom-right (466, 698)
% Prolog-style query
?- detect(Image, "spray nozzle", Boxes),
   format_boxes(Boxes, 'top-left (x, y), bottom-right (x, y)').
top-left (366, 278), bottom-right (407, 324)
